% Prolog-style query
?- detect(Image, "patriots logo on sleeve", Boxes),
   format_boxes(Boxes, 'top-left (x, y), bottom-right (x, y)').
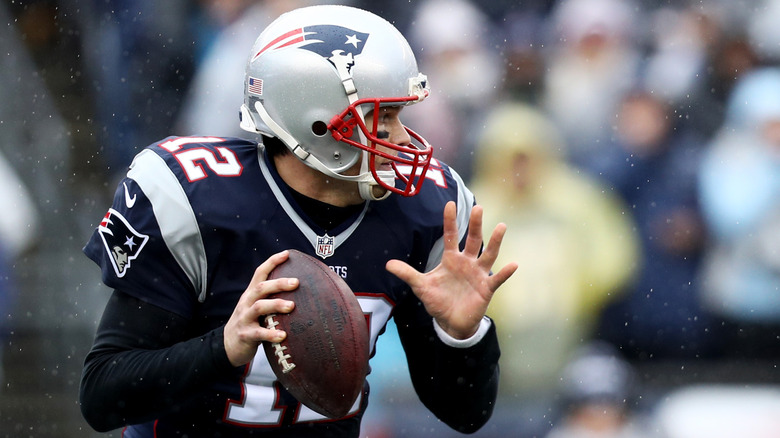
top-left (97, 208), bottom-right (149, 277)
top-left (252, 25), bottom-right (369, 76)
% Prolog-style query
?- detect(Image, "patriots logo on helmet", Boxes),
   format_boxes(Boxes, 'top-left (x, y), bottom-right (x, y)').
top-left (97, 208), bottom-right (149, 278)
top-left (253, 25), bottom-right (369, 77)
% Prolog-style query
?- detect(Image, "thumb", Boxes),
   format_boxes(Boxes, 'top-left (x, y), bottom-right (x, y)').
top-left (386, 259), bottom-right (420, 288)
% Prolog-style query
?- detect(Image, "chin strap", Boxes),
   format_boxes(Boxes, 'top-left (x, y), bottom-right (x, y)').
top-left (339, 73), bottom-right (392, 201)
top-left (357, 159), bottom-right (392, 201)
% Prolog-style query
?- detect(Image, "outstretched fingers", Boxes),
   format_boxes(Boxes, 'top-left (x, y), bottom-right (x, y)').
top-left (463, 204), bottom-right (484, 257)
top-left (482, 222), bottom-right (518, 292)
top-left (443, 201), bottom-right (484, 258)
top-left (441, 201), bottom-right (460, 253)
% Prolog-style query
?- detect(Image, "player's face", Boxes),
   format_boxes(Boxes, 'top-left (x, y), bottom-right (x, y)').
top-left (346, 105), bottom-right (411, 175)
top-left (342, 105), bottom-right (411, 199)
top-left (327, 104), bottom-right (422, 201)
top-left (374, 106), bottom-right (411, 198)
top-left (370, 105), bottom-right (411, 146)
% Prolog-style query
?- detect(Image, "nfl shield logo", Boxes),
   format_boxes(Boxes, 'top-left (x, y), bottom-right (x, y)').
top-left (316, 234), bottom-right (335, 259)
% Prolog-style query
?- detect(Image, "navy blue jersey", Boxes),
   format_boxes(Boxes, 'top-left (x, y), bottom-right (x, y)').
top-left (83, 136), bottom-right (490, 436)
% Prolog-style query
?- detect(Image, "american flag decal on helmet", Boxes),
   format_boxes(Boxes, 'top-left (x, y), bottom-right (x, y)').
top-left (247, 77), bottom-right (263, 95)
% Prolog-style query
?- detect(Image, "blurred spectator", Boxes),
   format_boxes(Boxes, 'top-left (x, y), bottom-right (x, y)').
top-left (0, 1), bottom-right (73, 322)
top-left (477, 0), bottom-right (556, 24)
top-left (541, 0), bottom-right (643, 166)
top-left (404, 0), bottom-right (503, 182)
top-left (75, 0), bottom-right (198, 178)
top-left (471, 102), bottom-right (639, 399)
top-left (653, 385), bottom-right (780, 438)
top-left (0, 150), bottom-right (40, 385)
top-left (0, 152), bottom-right (40, 261)
top-left (501, 11), bottom-right (548, 104)
top-left (189, 0), bottom-right (261, 63)
top-left (9, 0), bottom-right (100, 190)
top-left (747, 0), bottom-right (780, 64)
top-left (1, 0), bottom-right (70, 392)
top-left (546, 342), bottom-right (662, 438)
top-left (697, 67), bottom-right (780, 359)
top-left (176, 0), bottom-right (305, 138)
top-left (644, 3), bottom-right (759, 141)
top-left (593, 90), bottom-right (718, 360)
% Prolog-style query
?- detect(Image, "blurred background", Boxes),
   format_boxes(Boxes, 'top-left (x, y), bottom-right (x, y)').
top-left (1, 0), bottom-right (779, 437)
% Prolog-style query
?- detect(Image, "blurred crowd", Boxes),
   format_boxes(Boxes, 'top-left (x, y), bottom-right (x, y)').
top-left (2, 0), bottom-right (780, 437)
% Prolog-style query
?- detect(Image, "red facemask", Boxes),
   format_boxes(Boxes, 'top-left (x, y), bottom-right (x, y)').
top-left (329, 96), bottom-right (433, 197)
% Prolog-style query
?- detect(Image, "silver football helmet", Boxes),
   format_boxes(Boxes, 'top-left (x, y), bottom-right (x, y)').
top-left (239, 5), bottom-right (433, 200)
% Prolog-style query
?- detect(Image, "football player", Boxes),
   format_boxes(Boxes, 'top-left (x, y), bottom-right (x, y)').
top-left (80, 5), bottom-right (517, 437)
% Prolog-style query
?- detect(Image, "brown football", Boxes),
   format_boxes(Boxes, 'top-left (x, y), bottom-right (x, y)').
top-left (263, 249), bottom-right (370, 419)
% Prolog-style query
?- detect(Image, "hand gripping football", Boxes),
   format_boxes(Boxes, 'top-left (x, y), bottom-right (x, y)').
top-left (263, 249), bottom-right (370, 418)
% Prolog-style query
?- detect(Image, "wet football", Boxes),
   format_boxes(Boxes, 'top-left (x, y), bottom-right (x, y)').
top-left (263, 249), bottom-right (370, 419)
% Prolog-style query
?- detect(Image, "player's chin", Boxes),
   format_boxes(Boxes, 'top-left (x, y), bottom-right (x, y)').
top-left (371, 185), bottom-right (389, 199)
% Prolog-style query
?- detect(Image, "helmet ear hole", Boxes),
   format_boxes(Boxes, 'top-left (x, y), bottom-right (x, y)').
top-left (311, 120), bottom-right (328, 137)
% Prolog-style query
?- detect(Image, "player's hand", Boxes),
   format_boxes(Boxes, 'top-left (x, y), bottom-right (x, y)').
top-left (224, 250), bottom-right (298, 367)
top-left (386, 201), bottom-right (517, 340)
